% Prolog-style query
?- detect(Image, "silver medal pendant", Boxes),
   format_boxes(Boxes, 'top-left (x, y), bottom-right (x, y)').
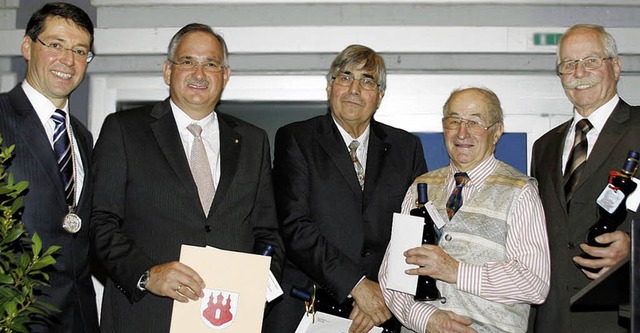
top-left (62, 213), bottom-right (82, 233)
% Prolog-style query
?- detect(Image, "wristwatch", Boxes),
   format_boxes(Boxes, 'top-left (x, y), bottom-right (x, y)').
top-left (137, 270), bottom-right (150, 291)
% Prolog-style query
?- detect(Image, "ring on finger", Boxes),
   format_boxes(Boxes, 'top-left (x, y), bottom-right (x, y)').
top-left (176, 285), bottom-right (182, 292)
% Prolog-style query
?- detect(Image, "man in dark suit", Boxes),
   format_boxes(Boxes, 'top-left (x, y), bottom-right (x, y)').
top-left (530, 24), bottom-right (639, 332)
top-left (91, 23), bottom-right (284, 332)
top-left (263, 44), bottom-right (427, 333)
top-left (0, 3), bottom-right (98, 332)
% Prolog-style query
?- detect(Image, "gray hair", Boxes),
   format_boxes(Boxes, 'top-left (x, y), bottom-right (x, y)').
top-left (167, 23), bottom-right (229, 66)
top-left (443, 86), bottom-right (504, 123)
top-left (326, 44), bottom-right (387, 92)
top-left (556, 24), bottom-right (618, 64)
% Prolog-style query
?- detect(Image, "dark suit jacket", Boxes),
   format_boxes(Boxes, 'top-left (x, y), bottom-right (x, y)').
top-left (91, 98), bottom-right (284, 332)
top-left (530, 99), bottom-right (640, 333)
top-left (0, 85), bottom-right (98, 333)
top-left (264, 113), bottom-right (427, 332)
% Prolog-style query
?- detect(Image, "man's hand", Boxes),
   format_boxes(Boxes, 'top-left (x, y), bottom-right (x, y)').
top-left (426, 309), bottom-right (476, 333)
top-left (350, 278), bottom-right (392, 327)
top-left (573, 230), bottom-right (631, 279)
top-left (348, 303), bottom-right (375, 333)
top-left (404, 245), bottom-right (459, 284)
top-left (145, 261), bottom-right (206, 303)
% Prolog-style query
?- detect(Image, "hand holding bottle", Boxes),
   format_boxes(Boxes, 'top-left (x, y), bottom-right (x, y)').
top-left (573, 230), bottom-right (631, 279)
top-left (577, 150), bottom-right (638, 274)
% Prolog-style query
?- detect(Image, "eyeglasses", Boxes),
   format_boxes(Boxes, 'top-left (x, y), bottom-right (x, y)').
top-left (35, 38), bottom-right (93, 63)
top-left (331, 73), bottom-right (380, 91)
top-left (442, 117), bottom-right (500, 136)
top-left (168, 59), bottom-right (226, 73)
top-left (557, 56), bottom-right (613, 75)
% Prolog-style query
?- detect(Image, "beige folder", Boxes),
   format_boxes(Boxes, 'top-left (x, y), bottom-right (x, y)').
top-left (169, 245), bottom-right (271, 333)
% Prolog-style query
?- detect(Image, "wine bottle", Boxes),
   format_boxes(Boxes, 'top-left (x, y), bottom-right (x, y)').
top-left (579, 150), bottom-right (639, 273)
top-left (290, 286), bottom-right (399, 333)
top-left (411, 183), bottom-right (441, 301)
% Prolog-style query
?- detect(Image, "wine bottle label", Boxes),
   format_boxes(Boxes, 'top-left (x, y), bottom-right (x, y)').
top-left (596, 184), bottom-right (625, 214)
top-left (426, 201), bottom-right (447, 229)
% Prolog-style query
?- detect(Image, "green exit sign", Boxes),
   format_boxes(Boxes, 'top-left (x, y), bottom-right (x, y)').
top-left (534, 33), bottom-right (563, 46)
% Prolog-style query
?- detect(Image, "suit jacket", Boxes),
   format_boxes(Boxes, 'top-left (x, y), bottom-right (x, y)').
top-left (0, 85), bottom-right (98, 333)
top-left (264, 113), bottom-right (426, 332)
top-left (91, 98), bottom-right (284, 332)
top-left (530, 99), bottom-right (640, 333)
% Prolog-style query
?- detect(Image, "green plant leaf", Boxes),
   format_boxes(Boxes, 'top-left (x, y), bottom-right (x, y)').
top-left (42, 245), bottom-right (60, 257)
top-left (0, 273), bottom-right (14, 284)
top-left (31, 233), bottom-right (42, 257)
top-left (29, 255), bottom-right (56, 271)
top-left (4, 228), bottom-right (23, 243)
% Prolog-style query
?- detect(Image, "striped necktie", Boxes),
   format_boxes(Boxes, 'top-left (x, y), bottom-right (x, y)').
top-left (446, 172), bottom-right (469, 220)
top-left (187, 124), bottom-right (215, 216)
top-left (564, 119), bottom-right (593, 203)
top-left (51, 109), bottom-right (74, 205)
top-left (348, 140), bottom-right (365, 190)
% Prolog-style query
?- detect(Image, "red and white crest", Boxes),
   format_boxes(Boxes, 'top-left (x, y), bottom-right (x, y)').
top-left (200, 288), bottom-right (239, 330)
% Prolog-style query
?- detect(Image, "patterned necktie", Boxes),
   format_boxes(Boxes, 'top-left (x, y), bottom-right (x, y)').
top-left (187, 124), bottom-right (215, 216)
top-left (446, 172), bottom-right (469, 220)
top-left (348, 140), bottom-right (365, 190)
top-left (52, 109), bottom-right (74, 206)
top-left (564, 119), bottom-right (593, 202)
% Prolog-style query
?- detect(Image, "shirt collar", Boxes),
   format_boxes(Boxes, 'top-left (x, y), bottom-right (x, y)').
top-left (333, 116), bottom-right (371, 149)
top-left (22, 80), bottom-right (69, 124)
top-left (570, 94), bottom-right (619, 134)
top-left (170, 99), bottom-right (216, 132)
top-left (448, 155), bottom-right (498, 186)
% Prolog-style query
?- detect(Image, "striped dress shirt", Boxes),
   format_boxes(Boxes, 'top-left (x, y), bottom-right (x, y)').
top-left (379, 156), bottom-right (550, 333)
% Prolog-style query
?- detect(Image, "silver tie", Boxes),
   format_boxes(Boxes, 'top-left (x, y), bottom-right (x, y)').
top-left (187, 124), bottom-right (215, 216)
top-left (348, 140), bottom-right (365, 190)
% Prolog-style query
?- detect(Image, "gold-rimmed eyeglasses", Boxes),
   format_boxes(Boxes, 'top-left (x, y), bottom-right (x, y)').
top-left (557, 56), bottom-right (613, 75)
top-left (331, 73), bottom-right (380, 91)
top-left (168, 59), bottom-right (227, 73)
top-left (35, 37), bottom-right (93, 63)
top-left (442, 117), bottom-right (500, 136)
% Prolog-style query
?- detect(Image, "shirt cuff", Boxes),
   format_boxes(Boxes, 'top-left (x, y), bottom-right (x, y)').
top-left (456, 261), bottom-right (483, 296)
top-left (349, 275), bottom-right (367, 298)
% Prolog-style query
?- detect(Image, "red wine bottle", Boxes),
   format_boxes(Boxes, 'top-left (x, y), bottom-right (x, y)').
top-left (579, 150), bottom-right (639, 273)
top-left (411, 183), bottom-right (441, 301)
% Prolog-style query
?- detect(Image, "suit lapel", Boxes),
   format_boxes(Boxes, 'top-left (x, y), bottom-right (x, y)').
top-left (315, 114), bottom-right (363, 197)
top-left (363, 121), bottom-right (390, 210)
top-left (581, 100), bottom-right (630, 185)
top-left (149, 99), bottom-right (202, 211)
top-left (212, 113), bottom-right (242, 214)
top-left (9, 87), bottom-right (65, 200)
top-left (70, 117), bottom-right (92, 209)
top-left (550, 120), bottom-right (571, 210)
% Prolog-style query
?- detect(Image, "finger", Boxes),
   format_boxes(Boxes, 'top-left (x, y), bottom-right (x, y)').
top-left (595, 230), bottom-right (629, 244)
top-left (572, 255), bottom-right (605, 269)
top-left (176, 283), bottom-right (203, 301)
top-left (173, 285), bottom-right (190, 303)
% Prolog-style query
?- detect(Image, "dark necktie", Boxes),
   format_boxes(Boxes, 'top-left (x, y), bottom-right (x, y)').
top-left (348, 140), bottom-right (365, 190)
top-left (187, 124), bottom-right (215, 216)
top-left (52, 109), bottom-right (74, 206)
top-left (446, 172), bottom-right (469, 220)
top-left (564, 119), bottom-right (593, 202)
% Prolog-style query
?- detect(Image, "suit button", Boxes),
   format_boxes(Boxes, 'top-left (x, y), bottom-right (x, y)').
top-left (360, 250), bottom-right (371, 257)
top-left (567, 242), bottom-right (575, 249)
top-left (444, 234), bottom-right (452, 241)
top-left (204, 225), bottom-right (212, 232)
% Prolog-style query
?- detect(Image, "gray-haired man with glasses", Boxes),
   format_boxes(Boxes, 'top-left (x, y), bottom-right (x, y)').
top-left (91, 23), bottom-right (284, 332)
top-left (380, 87), bottom-right (550, 333)
top-left (531, 24), bottom-right (640, 333)
top-left (264, 44), bottom-right (427, 333)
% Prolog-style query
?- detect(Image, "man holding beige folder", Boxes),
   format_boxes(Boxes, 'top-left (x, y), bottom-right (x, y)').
top-left (91, 23), bottom-right (283, 332)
